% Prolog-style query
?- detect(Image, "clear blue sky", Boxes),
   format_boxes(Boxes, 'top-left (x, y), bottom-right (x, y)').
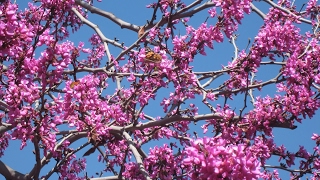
top-left (1, 0), bottom-right (320, 179)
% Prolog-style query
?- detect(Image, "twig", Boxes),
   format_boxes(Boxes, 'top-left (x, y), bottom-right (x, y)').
top-left (75, 0), bottom-right (140, 31)
top-left (71, 8), bottom-right (130, 51)
top-left (263, 0), bottom-right (312, 24)
top-left (251, 3), bottom-right (266, 20)
top-left (122, 132), bottom-right (151, 180)
top-left (43, 142), bottom-right (90, 180)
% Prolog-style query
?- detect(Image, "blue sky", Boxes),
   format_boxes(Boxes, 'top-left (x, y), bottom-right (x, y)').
top-left (1, 0), bottom-right (320, 179)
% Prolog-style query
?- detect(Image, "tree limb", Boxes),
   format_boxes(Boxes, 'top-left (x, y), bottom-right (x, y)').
top-left (0, 160), bottom-right (28, 180)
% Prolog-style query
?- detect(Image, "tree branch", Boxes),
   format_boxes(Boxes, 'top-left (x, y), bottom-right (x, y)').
top-left (251, 3), bottom-right (266, 20)
top-left (123, 131), bottom-right (151, 180)
top-left (75, 0), bottom-right (140, 31)
top-left (263, 0), bottom-right (312, 24)
top-left (90, 176), bottom-right (125, 180)
top-left (71, 7), bottom-right (128, 50)
top-left (28, 132), bottom-right (87, 178)
top-left (0, 123), bottom-right (13, 135)
top-left (0, 160), bottom-right (28, 180)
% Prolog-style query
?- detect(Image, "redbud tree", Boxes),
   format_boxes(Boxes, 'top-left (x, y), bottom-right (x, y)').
top-left (1, 0), bottom-right (320, 179)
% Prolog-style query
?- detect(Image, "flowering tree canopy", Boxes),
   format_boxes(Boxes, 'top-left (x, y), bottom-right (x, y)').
top-left (1, 0), bottom-right (320, 179)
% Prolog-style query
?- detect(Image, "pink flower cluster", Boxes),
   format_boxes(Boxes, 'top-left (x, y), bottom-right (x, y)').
top-left (58, 158), bottom-right (87, 180)
top-left (0, 3), bottom-right (34, 57)
top-left (183, 137), bottom-right (261, 179)
top-left (124, 144), bottom-right (181, 180)
top-left (0, 132), bottom-right (10, 157)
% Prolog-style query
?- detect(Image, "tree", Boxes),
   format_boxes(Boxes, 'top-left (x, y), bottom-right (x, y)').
top-left (0, 0), bottom-right (320, 179)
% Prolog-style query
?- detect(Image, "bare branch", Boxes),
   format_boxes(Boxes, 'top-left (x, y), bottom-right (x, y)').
top-left (123, 131), bottom-right (151, 180)
top-left (0, 123), bottom-right (13, 135)
top-left (31, 136), bottom-right (41, 180)
top-left (264, 164), bottom-right (312, 173)
top-left (90, 176), bottom-right (125, 180)
top-left (71, 7), bottom-right (130, 50)
top-left (29, 132), bottom-right (87, 177)
top-left (75, 0), bottom-right (140, 31)
top-left (251, 3), bottom-right (266, 20)
top-left (0, 160), bottom-right (28, 180)
top-left (42, 141), bottom-right (90, 180)
top-left (121, 113), bottom-right (224, 131)
top-left (172, 1), bottom-right (215, 22)
top-left (263, 0), bottom-right (312, 24)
